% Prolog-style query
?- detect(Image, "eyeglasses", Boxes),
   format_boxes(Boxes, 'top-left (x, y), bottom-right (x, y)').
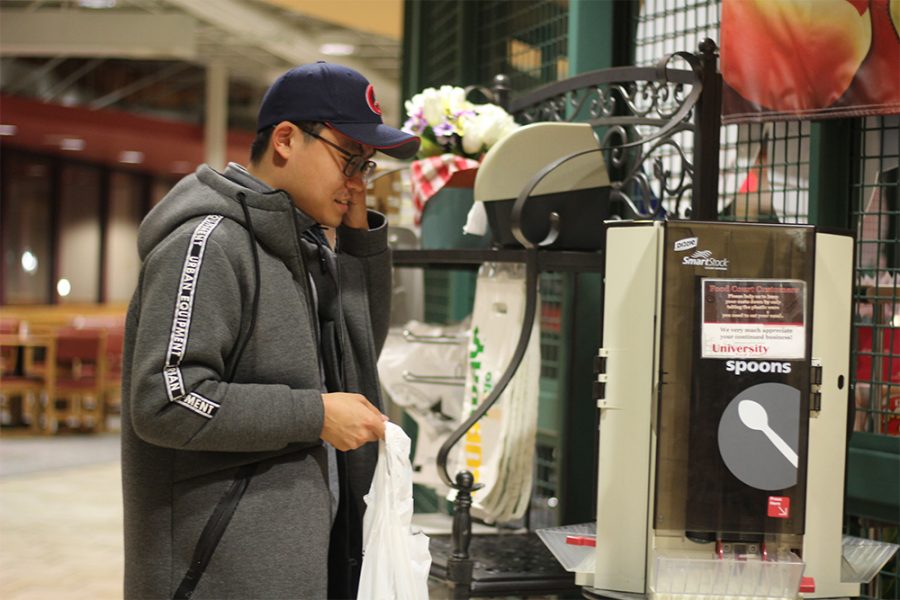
top-left (299, 126), bottom-right (377, 180)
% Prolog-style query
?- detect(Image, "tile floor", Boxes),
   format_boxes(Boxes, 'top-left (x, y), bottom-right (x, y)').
top-left (0, 431), bottom-right (123, 600)
top-left (0, 430), bottom-right (470, 600)
top-left (0, 429), bottom-right (551, 600)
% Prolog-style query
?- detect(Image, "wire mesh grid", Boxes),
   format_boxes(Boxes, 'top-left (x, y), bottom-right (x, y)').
top-left (539, 273), bottom-right (565, 383)
top-left (422, 269), bottom-right (477, 325)
top-left (635, 0), bottom-right (720, 65)
top-left (420, 1), bottom-right (462, 87)
top-left (850, 120), bottom-right (900, 598)
top-left (718, 121), bottom-right (811, 224)
top-left (531, 434), bottom-right (560, 530)
top-left (852, 115), bottom-right (900, 438)
top-left (633, 0), bottom-right (717, 218)
top-left (635, 0), bottom-right (810, 223)
top-left (475, 0), bottom-right (569, 93)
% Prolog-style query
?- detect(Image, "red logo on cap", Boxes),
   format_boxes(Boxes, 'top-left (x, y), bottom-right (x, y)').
top-left (365, 84), bottom-right (382, 116)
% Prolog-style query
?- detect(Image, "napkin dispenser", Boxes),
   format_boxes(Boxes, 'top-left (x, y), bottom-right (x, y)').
top-left (473, 122), bottom-right (611, 250)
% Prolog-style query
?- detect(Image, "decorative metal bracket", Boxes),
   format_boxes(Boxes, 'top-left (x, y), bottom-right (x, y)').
top-left (506, 39), bottom-right (721, 222)
top-left (435, 248), bottom-right (539, 490)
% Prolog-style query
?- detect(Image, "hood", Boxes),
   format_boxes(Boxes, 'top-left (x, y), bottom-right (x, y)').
top-left (138, 164), bottom-right (317, 262)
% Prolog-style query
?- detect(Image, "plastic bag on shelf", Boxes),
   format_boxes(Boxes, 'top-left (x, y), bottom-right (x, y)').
top-left (449, 263), bottom-right (541, 523)
top-left (378, 320), bottom-right (468, 492)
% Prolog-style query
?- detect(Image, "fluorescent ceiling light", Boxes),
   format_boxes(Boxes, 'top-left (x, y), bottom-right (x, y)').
top-left (320, 43), bottom-right (355, 56)
top-left (60, 138), bottom-right (85, 151)
top-left (21, 251), bottom-right (38, 273)
top-left (79, 0), bottom-right (117, 8)
top-left (57, 279), bottom-right (72, 297)
top-left (0, 124), bottom-right (17, 136)
top-left (119, 150), bottom-right (144, 164)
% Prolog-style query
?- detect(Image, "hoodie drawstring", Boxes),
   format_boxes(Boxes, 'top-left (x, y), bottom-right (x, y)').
top-left (231, 191), bottom-right (261, 379)
top-left (303, 225), bottom-right (330, 275)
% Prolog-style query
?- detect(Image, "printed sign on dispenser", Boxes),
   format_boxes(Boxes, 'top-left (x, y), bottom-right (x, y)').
top-left (701, 278), bottom-right (807, 360)
top-left (768, 496), bottom-right (791, 519)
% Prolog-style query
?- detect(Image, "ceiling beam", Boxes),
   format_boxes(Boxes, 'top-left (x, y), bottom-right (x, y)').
top-left (0, 10), bottom-right (197, 59)
top-left (3, 56), bottom-right (66, 95)
top-left (88, 62), bottom-right (193, 109)
top-left (0, 11), bottom-right (197, 60)
top-left (43, 58), bottom-right (105, 102)
top-left (160, 0), bottom-right (401, 126)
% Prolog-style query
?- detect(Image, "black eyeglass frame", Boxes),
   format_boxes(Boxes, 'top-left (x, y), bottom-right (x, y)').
top-left (297, 125), bottom-right (377, 180)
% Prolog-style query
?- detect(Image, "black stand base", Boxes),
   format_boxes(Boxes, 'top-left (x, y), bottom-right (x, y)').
top-left (428, 532), bottom-right (580, 598)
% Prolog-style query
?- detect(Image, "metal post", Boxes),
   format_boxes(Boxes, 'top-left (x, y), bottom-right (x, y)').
top-left (447, 470), bottom-right (477, 598)
top-left (691, 38), bottom-right (722, 220)
top-left (204, 60), bottom-right (228, 171)
top-left (491, 74), bottom-right (511, 111)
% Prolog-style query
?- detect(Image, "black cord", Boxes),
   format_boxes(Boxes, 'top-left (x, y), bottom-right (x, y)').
top-left (232, 192), bottom-right (261, 379)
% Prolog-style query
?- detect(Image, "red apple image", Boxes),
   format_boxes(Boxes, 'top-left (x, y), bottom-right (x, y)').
top-left (840, 0), bottom-right (900, 107)
top-left (722, 0), bottom-right (872, 112)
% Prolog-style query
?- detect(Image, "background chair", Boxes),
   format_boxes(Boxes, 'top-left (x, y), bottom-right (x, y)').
top-left (0, 317), bottom-right (20, 377)
top-left (41, 328), bottom-right (106, 434)
top-left (102, 326), bottom-right (124, 425)
top-left (0, 318), bottom-right (51, 430)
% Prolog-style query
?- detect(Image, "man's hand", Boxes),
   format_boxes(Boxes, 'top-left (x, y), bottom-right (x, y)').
top-left (321, 392), bottom-right (387, 451)
top-left (341, 188), bottom-right (369, 229)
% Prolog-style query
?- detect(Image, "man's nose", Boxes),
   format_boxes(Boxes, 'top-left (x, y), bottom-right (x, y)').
top-left (345, 172), bottom-right (366, 192)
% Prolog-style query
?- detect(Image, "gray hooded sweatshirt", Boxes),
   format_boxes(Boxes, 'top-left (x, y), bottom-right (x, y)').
top-left (121, 163), bottom-right (390, 599)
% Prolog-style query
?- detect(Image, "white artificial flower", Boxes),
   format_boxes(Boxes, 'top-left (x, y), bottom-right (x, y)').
top-left (403, 84), bottom-right (520, 158)
top-left (404, 93), bottom-right (424, 116)
top-left (476, 104), bottom-right (520, 150)
top-left (420, 87), bottom-right (445, 128)
top-left (441, 85), bottom-right (470, 116)
top-left (460, 112), bottom-right (485, 155)
top-left (476, 105), bottom-right (502, 148)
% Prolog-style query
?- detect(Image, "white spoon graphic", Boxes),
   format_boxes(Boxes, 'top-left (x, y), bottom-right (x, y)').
top-left (738, 399), bottom-right (798, 468)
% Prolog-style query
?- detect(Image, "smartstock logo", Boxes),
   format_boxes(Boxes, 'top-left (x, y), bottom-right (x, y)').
top-left (682, 249), bottom-right (729, 270)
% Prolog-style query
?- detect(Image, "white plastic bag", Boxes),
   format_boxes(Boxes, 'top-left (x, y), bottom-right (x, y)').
top-left (378, 320), bottom-right (468, 421)
top-left (358, 423), bottom-right (432, 600)
top-left (450, 264), bottom-right (541, 523)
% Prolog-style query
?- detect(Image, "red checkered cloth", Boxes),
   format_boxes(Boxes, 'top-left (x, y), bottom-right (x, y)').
top-left (410, 154), bottom-right (480, 225)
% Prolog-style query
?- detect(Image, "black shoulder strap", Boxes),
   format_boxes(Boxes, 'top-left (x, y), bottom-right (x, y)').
top-left (173, 205), bottom-right (263, 599)
top-left (172, 463), bottom-right (258, 599)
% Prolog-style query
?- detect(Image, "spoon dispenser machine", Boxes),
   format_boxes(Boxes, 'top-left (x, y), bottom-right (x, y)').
top-left (582, 220), bottom-right (859, 598)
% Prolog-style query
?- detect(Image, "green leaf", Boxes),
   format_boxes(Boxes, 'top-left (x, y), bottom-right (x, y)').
top-left (416, 136), bottom-right (444, 158)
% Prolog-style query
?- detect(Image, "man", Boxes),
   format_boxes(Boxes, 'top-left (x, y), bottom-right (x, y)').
top-left (120, 62), bottom-right (419, 599)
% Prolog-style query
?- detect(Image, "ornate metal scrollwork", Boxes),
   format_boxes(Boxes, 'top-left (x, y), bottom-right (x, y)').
top-left (515, 76), bottom-right (693, 126)
top-left (598, 115), bottom-right (696, 219)
top-left (506, 50), bottom-right (708, 222)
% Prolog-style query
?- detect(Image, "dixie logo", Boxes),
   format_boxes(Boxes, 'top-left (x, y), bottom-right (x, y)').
top-left (726, 359), bottom-right (792, 375)
top-left (674, 236), bottom-right (698, 252)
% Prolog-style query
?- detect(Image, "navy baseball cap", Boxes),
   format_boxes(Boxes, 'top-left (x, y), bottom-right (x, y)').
top-left (257, 62), bottom-right (420, 159)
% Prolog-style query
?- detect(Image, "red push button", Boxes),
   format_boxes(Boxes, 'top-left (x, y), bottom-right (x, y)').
top-left (565, 535), bottom-right (596, 547)
top-left (800, 576), bottom-right (816, 593)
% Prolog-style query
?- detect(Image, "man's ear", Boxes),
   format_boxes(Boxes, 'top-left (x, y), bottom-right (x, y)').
top-left (271, 121), bottom-right (297, 161)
